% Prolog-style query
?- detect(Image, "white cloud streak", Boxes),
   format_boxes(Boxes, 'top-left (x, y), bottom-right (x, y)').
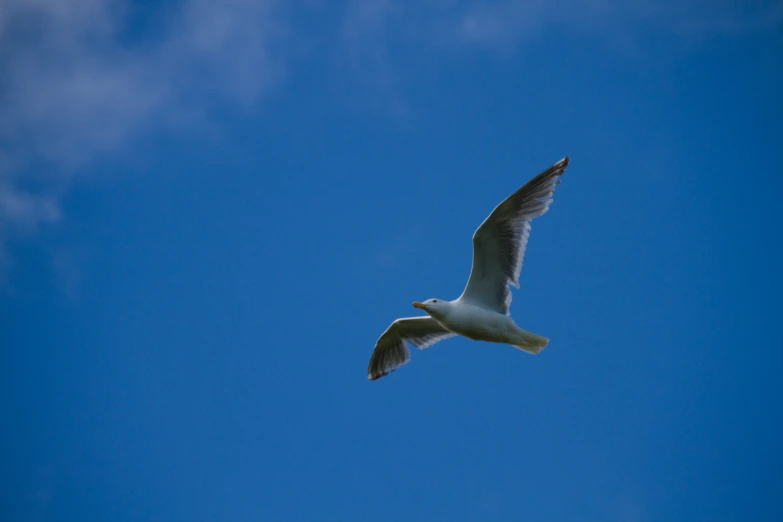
top-left (0, 0), bottom-right (288, 267)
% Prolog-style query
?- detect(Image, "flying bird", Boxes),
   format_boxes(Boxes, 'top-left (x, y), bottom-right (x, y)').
top-left (367, 157), bottom-right (570, 380)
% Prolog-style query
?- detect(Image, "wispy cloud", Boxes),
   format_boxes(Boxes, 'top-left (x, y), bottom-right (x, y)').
top-left (334, 0), bottom-right (782, 108)
top-left (458, 0), bottom-right (783, 48)
top-left (0, 0), bottom-right (289, 271)
top-left (337, 1), bottom-right (782, 55)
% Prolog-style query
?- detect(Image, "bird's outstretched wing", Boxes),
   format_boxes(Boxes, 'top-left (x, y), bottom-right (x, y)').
top-left (367, 317), bottom-right (455, 380)
top-left (458, 157), bottom-right (569, 315)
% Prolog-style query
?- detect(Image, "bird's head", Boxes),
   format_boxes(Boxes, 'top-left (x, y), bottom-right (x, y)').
top-left (412, 298), bottom-right (448, 317)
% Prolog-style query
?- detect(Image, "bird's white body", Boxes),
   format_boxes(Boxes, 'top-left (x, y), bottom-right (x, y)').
top-left (422, 299), bottom-right (548, 354)
top-left (435, 300), bottom-right (511, 341)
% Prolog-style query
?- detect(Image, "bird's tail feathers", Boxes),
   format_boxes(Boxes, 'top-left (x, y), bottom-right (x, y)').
top-left (511, 328), bottom-right (549, 355)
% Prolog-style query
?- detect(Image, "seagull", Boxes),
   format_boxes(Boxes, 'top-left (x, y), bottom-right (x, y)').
top-left (367, 157), bottom-right (570, 380)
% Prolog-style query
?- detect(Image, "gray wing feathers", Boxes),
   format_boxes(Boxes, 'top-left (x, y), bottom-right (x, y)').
top-left (459, 157), bottom-right (569, 315)
top-left (367, 317), bottom-right (455, 380)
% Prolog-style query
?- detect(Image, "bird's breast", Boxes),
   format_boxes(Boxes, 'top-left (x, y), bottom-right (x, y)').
top-left (441, 304), bottom-right (511, 342)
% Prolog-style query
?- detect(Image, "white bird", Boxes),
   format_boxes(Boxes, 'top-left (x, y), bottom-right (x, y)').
top-left (367, 157), bottom-right (570, 380)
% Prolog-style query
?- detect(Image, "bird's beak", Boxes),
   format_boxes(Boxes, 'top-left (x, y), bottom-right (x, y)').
top-left (412, 302), bottom-right (426, 309)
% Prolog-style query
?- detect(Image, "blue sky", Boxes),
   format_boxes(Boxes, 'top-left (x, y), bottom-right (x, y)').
top-left (1, 1), bottom-right (782, 521)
